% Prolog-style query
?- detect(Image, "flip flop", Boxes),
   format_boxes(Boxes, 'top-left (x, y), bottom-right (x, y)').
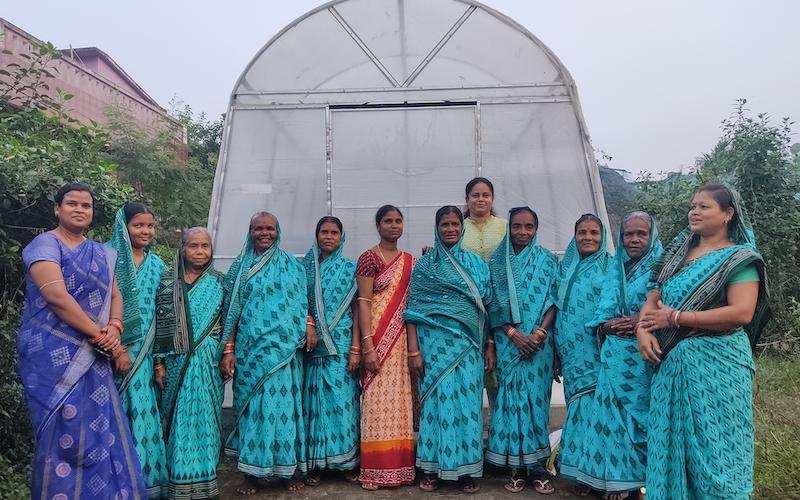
top-left (532, 478), bottom-right (555, 495)
top-left (504, 477), bottom-right (526, 493)
top-left (419, 475), bottom-right (440, 492)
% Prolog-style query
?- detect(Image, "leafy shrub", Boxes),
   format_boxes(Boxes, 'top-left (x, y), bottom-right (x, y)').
top-left (630, 100), bottom-right (800, 351)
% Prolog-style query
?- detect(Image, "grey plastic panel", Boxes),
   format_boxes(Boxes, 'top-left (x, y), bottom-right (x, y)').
top-left (330, 106), bottom-right (477, 258)
top-left (211, 108), bottom-right (328, 270)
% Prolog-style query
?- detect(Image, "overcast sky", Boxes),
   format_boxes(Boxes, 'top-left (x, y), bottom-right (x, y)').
top-left (4, 0), bottom-right (798, 174)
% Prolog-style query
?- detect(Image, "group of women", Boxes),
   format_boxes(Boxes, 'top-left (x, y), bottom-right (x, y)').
top-left (17, 177), bottom-right (769, 500)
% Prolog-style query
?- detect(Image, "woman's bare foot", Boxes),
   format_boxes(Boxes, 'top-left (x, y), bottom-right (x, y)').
top-left (284, 476), bottom-right (305, 491)
top-left (361, 481), bottom-right (379, 491)
top-left (236, 475), bottom-right (260, 496)
top-left (344, 470), bottom-right (360, 484)
top-left (459, 477), bottom-right (480, 494)
top-left (305, 472), bottom-right (321, 486)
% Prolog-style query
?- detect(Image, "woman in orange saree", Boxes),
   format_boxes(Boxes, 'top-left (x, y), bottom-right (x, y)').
top-left (356, 205), bottom-right (417, 491)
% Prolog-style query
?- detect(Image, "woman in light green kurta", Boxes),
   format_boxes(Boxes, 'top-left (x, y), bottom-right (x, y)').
top-left (460, 177), bottom-right (506, 419)
top-left (461, 177), bottom-right (507, 261)
top-left (637, 185), bottom-right (770, 500)
top-left (108, 203), bottom-right (168, 498)
top-left (154, 228), bottom-right (225, 499)
top-left (219, 212), bottom-right (313, 494)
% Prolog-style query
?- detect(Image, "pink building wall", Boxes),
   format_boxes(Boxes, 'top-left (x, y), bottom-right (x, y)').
top-left (0, 18), bottom-right (186, 148)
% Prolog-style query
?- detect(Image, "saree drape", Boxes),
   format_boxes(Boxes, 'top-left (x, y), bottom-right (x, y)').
top-left (646, 188), bottom-right (770, 500)
top-left (221, 224), bottom-right (308, 479)
top-left (155, 251), bottom-right (225, 499)
top-left (404, 227), bottom-right (491, 480)
top-left (575, 214), bottom-right (662, 492)
top-left (18, 233), bottom-right (147, 499)
top-left (108, 209), bottom-right (168, 498)
top-left (553, 222), bottom-right (611, 481)
top-left (485, 208), bottom-right (560, 470)
top-left (356, 248), bottom-right (416, 486)
top-left (302, 235), bottom-right (360, 472)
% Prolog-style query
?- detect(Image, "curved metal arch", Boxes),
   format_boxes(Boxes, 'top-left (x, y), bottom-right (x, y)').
top-left (212, 0), bottom-right (609, 245)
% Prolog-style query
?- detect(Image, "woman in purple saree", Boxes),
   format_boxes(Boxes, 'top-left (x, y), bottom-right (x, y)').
top-left (17, 183), bottom-right (147, 499)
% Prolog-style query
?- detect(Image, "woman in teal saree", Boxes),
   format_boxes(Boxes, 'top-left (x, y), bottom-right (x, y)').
top-left (302, 216), bottom-right (361, 485)
top-left (219, 212), bottom-right (312, 494)
top-left (154, 228), bottom-right (225, 499)
top-left (553, 214), bottom-right (611, 492)
top-left (108, 202), bottom-right (169, 498)
top-left (486, 207), bottom-right (559, 495)
top-left (576, 212), bottom-right (662, 498)
top-left (405, 206), bottom-right (492, 494)
top-left (637, 185), bottom-right (770, 500)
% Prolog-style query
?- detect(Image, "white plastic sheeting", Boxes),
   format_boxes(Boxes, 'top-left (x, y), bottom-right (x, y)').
top-left (209, 0), bottom-right (608, 267)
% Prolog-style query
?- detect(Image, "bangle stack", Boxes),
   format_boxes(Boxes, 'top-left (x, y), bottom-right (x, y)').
top-left (363, 347), bottom-right (375, 355)
top-left (223, 341), bottom-right (235, 355)
top-left (669, 310), bottom-right (683, 328)
top-left (349, 346), bottom-right (362, 355)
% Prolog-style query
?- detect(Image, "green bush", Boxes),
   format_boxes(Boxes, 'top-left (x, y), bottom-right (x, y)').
top-left (630, 100), bottom-right (800, 351)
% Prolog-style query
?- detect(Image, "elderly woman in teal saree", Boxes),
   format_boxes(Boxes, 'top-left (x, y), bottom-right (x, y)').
top-left (219, 212), bottom-right (312, 494)
top-left (154, 228), bottom-right (225, 499)
top-left (637, 185), bottom-right (770, 500)
top-left (553, 214), bottom-right (611, 491)
top-left (302, 216), bottom-right (361, 485)
top-left (405, 206), bottom-right (492, 494)
top-left (576, 212), bottom-right (662, 498)
top-left (108, 202), bottom-right (168, 498)
top-left (486, 207), bottom-right (559, 495)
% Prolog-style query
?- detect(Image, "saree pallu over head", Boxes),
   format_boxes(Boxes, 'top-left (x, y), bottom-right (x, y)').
top-left (221, 223), bottom-right (308, 457)
top-left (155, 251), bottom-right (224, 357)
top-left (488, 208), bottom-right (559, 332)
top-left (404, 226), bottom-right (491, 402)
top-left (652, 187), bottom-right (771, 360)
top-left (588, 213), bottom-right (663, 329)
top-left (156, 251), bottom-right (225, 428)
top-left (303, 234), bottom-right (357, 358)
top-left (554, 220), bottom-right (612, 401)
top-left (17, 233), bottom-right (146, 499)
top-left (107, 207), bottom-right (165, 347)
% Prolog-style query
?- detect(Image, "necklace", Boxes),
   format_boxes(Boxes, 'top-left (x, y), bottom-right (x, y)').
top-left (376, 244), bottom-right (396, 264)
top-left (55, 227), bottom-right (85, 247)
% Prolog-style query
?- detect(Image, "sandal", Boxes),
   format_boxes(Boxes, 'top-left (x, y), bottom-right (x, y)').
top-left (604, 493), bottom-right (630, 500)
top-left (305, 473), bottom-right (321, 486)
top-left (532, 478), bottom-right (556, 495)
top-left (504, 477), bottom-right (526, 493)
top-left (459, 477), bottom-right (480, 494)
top-left (419, 474), bottom-right (440, 492)
top-left (344, 470), bottom-right (360, 484)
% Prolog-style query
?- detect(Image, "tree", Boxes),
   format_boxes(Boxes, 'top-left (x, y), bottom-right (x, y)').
top-left (630, 100), bottom-right (800, 350)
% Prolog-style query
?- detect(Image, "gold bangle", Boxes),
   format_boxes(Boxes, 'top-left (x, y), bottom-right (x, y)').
top-left (363, 347), bottom-right (375, 355)
top-left (357, 297), bottom-right (373, 303)
top-left (407, 351), bottom-right (421, 357)
top-left (38, 279), bottom-right (64, 291)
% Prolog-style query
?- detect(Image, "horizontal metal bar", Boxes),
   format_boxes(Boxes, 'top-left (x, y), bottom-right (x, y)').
top-left (332, 203), bottom-right (464, 210)
top-left (235, 82), bottom-right (567, 96)
top-left (230, 96), bottom-right (570, 112)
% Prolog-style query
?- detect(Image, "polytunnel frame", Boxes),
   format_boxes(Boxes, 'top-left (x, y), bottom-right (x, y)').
top-left (208, 0), bottom-right (610, 249)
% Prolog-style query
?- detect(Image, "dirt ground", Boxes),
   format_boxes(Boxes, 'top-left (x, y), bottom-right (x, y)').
top-left (216, 407), bottom-right (595, 499)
